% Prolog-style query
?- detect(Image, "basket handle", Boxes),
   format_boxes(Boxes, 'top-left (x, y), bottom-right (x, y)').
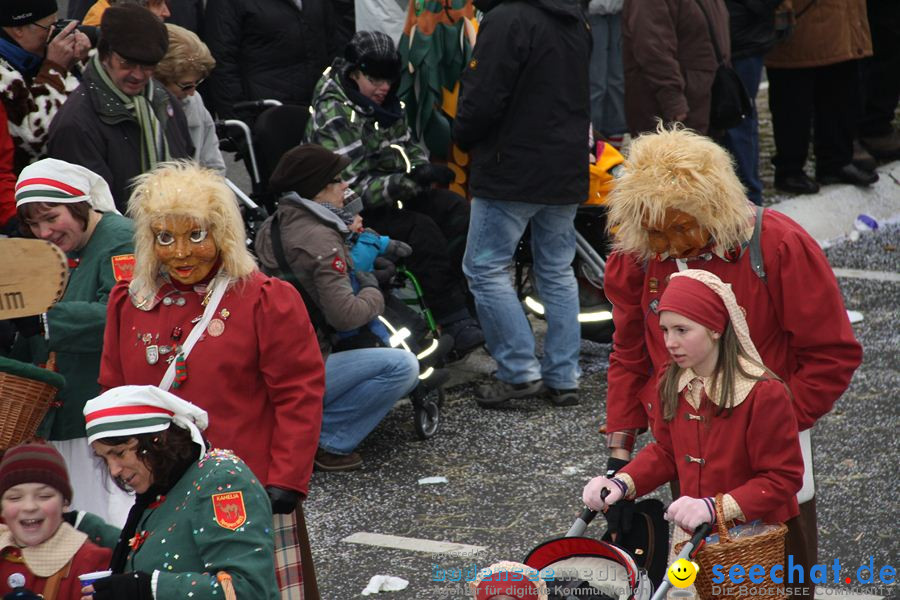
top-left (713, 493), bottom-right (732, 542)
top-left (45, 352), bottom-right (57, 372)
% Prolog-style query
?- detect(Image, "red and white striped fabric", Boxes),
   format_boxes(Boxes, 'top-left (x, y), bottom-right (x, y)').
top-left (15, 157), bottom-right (119, 214)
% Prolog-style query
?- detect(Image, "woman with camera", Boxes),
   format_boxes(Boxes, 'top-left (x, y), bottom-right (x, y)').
top-left (0, 1), bottom-right (90, 181)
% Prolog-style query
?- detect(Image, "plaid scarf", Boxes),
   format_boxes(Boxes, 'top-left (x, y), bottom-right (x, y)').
top-left (91, 52), bottom-right (171, 171)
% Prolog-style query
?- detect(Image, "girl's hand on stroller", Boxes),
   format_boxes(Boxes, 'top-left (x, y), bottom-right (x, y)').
top-left (582, 476), bottom-right (623, 511)
top-left (665, 496), bottom-right (715, 532)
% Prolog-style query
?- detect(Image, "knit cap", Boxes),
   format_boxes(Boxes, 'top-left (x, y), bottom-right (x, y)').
top-left (0, 0), bottom-right (57, 26)
top-left (16, 158), bottom-right (119, 214)
top-left (84, 386), bottom-right (209, 460)
top-left (269, 144), bottom-right (350, 198)
top-left (0, 442), bottom-right (73, 503)
top-left (344, 30), bottom-right (401, 80)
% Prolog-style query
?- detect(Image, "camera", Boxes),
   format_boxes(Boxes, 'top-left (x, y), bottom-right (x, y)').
top-left (47, 19), bottom-right (78, 42)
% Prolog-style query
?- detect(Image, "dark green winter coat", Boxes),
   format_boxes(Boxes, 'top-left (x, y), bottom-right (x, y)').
top-left (13, 212), bottom-right (134, 440)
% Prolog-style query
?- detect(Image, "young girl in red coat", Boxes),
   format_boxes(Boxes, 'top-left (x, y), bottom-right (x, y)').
top-left (0, 442), bottom-right (111, 600)
top-left (583, 269), bottom-right (804, 542)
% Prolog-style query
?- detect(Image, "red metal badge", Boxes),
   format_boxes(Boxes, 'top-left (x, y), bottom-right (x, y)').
top-left (332, 256), bottom-right (346, 273)
top-left (212, 491), bottom-right (247, 530)
top-left (111, 254), bottom-right (136, 282)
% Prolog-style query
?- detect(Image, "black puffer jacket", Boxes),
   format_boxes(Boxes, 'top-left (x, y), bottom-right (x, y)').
top-left (725, 0), bottom-right (782, 59)
top-left (453, 0), bottom-right (591, 205)
top-left (204, 0), bottom-right (338, 119)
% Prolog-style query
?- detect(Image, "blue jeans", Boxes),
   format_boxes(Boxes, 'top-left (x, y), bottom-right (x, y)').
top-left (722, 53), bottom-right (765, 205)
top-left (463, 198), bottom-right (580, 390)
top-left (588, 12), bottom-right (627, 137)
top-left (319, 348), bottom-right (419, 454)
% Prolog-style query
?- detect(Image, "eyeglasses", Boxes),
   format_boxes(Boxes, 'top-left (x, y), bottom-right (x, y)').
top-left (29, 20), bottom-right (55, 32)
top-left (361, 72), bottom-right (393, 87)
top-left (111, 52), bottom-right (156, 74)
top-left (175, 78), bottom-right (206, 92)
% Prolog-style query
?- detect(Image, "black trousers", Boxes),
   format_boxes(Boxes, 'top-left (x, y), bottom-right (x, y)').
top-left (767, 60), bottom-right (862, 176)
top-left (859, 0), bottom-right (900, 137)
top-left (362, 188), bottom-right (471, 323)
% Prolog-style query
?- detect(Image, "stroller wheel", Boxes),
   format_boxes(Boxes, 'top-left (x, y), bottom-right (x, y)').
top-left (413, 388), bottom-right (444, 440)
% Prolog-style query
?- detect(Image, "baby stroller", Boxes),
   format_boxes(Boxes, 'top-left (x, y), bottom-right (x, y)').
top-left (514, 141), bottom-right (624, 344)
top-left (216, 101), bottom-right (451, 439)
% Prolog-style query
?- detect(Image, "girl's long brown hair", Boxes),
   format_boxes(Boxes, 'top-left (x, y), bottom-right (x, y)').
top-left (660, 322), bottom-right (786, 421)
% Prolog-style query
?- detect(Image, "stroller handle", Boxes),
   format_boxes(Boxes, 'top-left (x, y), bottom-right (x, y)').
top-left (565, 488), bottom-right (609, 537)
top-left (648, 522), bottom-right (713, 600)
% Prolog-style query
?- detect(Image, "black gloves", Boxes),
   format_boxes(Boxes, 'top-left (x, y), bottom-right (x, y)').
top-left (91, 572), bottom-right (153, 600)
top-left (409, 164), bottom-right (454, 187)
top-left (266, 485), bottom-right (300, 514)
top-left (386, 174), bottom-right (419, 204)
top-left (372, 257), bottom-right (397, 285)
top-left (11, 315), bottom-right (42, 338)
top-left (4, 588), bottom-right (41, 600)
top-left (355, 269), bottom-right (380, 291)
top-left (62, 510), bottom-right (78, 526)
top-left (602, 457), bottom-right (635, 538)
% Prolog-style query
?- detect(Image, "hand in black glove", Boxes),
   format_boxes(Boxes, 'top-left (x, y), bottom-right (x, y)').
top-left (354, 269), bottom-right (380, 291)
top-left (386, 174), bottom-right (420, 204)
top-left (62, 510), bottom-right (78, 526)
top-left (602, 457), bottom-right (635, 540)
top-left (409, 164), bottom-right (454, 187)
top-left (266, 485), bottom-right (300, 514)
top-left (91, 571), bottom-right (153, 600)
top-left (11, 315), bottom-right (42, 338)
top-left (372, 257), bottom-right (397, 285)
top-left (4, 588), bottom-right (42, 600)
top-left (384, 239), bottom-right (412, 260)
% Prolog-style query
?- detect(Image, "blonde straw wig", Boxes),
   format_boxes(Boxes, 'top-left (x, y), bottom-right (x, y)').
top-left (607, 124), bottom-right (754, 260)
top-left (155, 24), bottom-right (216, 85)
top-left (127, 161), bottom-right (256, 301)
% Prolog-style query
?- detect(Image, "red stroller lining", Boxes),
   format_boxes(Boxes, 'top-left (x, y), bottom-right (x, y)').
top-left (524, 537), bottom-right (652, 600)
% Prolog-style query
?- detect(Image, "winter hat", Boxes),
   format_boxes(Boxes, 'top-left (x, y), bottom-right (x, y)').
top-left (0, 442), bottom-right (73, 503)
top-left (657, 269), bottom-right (763, 364)
top-left (0, 0), bottom-right (57, 27)
top-left (344, 30), bottom-right (401, 80)
top-left (268, 144), bottom-right (350, 198)
top-left (84, 385), bottom-right (209, 460)
top-left (100, 4), bottom-right (168, 65)
top-left (16, 158), bottom-right (120, 214)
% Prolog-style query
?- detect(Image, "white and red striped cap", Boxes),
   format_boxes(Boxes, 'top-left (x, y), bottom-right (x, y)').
top-left (16, 158), bottom-right (119, 214)
top-left (84, 385), bottom-right (208, 459)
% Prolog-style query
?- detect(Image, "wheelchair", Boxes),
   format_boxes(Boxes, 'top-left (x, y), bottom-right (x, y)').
top-left (514, 141), bottom-right (624, 344)
top-left (216, 101), bottom-right (450, 439)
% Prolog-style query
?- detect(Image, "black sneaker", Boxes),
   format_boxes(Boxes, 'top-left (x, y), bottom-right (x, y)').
top-left (475, 377), bottom-right (544, 407)
top-left (442, 318), bottom-right (485, 361)
top-left (544, 386), bottom-right (579, 407)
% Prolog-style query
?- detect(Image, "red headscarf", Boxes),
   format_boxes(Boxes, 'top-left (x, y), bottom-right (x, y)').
top-left (657, 275), bottom-right (729, 334)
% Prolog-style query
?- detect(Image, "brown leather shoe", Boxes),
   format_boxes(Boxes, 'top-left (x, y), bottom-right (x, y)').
top-left (314, 449), bottom-right (363, 472)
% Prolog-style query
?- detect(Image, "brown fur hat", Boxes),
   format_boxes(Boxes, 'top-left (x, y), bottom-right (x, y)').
top-left (606, 124), bottom-right (754, 260)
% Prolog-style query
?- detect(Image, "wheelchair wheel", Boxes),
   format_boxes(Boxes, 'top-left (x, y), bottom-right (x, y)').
top-left (412, 387), bottom-right (444, 440)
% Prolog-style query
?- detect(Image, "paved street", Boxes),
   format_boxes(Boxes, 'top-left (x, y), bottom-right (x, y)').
top-left (302, 216), bottom-right (899, 599)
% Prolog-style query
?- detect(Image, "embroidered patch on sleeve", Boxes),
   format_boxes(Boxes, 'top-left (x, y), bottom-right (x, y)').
top-left (212, 491), bottom-right (247, 530)
top-left (111, 254), bottom-right (136, 282)
top-left (332, 256), bottom-right (346, 273)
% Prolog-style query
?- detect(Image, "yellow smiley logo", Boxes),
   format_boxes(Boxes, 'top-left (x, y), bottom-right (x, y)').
top-left (666, 559), bottom-right (699, 588)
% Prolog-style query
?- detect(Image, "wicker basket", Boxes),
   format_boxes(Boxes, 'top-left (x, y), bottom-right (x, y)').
top-left (0, 353), bottom-right (64, 451)
top-left (677, 494), bottom-right (788, 600)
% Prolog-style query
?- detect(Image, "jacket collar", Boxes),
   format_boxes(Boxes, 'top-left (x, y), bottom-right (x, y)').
top-left (676, 357), bottom-right (765, 410)
top-left (0, 522), bottom-right (88, 577)
top-left (280, 192), bottom-right (349, 233)
top-left (84, 59), bottom-right (171, 125)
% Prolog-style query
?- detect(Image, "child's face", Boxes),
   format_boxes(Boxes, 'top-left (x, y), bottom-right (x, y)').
top-left (1, 483), bottom-right (66, 547)
top-left (659, 311), bottom-right (720, 377)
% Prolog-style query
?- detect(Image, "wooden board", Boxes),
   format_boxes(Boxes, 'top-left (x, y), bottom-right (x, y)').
top-left (0, 238), bottom-right (69, 319)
